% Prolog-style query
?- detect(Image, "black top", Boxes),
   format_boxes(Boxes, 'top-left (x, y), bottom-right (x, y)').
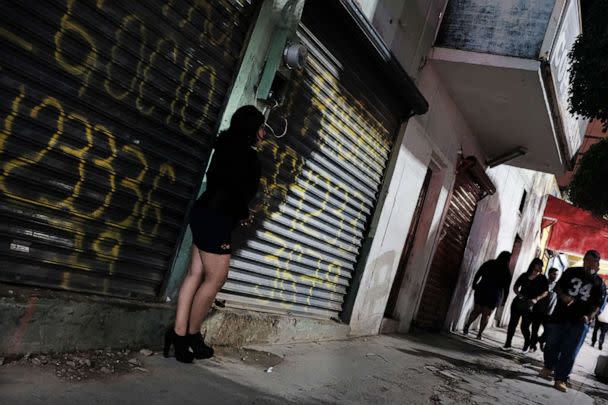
top-left (514, 273), bottom-right (549, 300)
top-left (195, 135), bottom-right (261, 222)
top-left (550, 267), bottom-right (606, 323)
top-left (473, 259), bottom-right (512, 304)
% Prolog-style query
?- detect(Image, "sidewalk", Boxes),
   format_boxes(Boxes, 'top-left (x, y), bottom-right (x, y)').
top-left (1, 327), bottom-right (607, 404)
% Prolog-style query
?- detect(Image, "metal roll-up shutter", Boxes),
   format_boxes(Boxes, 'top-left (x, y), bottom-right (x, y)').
top-left (219, 15), bottom-right (402, 319)
top-left (0, 0), bottom-right (253, 297)
top-left (414, 162), bottom-right (487, 330)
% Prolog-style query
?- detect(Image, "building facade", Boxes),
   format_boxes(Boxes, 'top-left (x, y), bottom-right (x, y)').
top-left (0, 0), bottom-right (587, 352)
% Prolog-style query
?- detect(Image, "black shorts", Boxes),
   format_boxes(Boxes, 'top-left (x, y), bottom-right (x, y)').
top-left (474, 289), bottom-right (500, 310)
top-left (189, 205), bottom-right (235, 255)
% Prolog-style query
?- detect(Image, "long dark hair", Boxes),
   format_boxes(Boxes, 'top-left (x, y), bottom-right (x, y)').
top-left (496, 251), bottom-right (511, 266)
top-left (526, 258), bottom-right (544, 274)
top-left (215, 105), bottom-right (265, 149)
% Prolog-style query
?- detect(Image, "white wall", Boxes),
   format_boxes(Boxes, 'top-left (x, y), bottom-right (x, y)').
top-left (349, 62), bottom-right (486, 336)
top-left (357, 0), bottom-right (448, 78)
top-left (349, 0), bottom-right (560, 337)
top-left (393, 64), bottom-right (488, 334)
top-left (348, 121), bottom-right (433, 336)
top-left (445, 167), bottom-right (559, 332)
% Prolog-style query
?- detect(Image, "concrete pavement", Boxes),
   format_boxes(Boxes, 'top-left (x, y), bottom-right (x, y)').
top-left (1, 327), bottom-right (607, 404)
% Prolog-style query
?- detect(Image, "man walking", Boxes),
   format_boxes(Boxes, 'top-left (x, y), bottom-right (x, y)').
top-left (539, 250), bottom-right (606, 392)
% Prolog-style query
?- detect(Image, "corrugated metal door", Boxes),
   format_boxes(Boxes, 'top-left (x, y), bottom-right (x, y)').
top-left (219, 14), bottom-right (402, 319)
top-left (0, 0), bottom-right (253, 297)
top-left (414, 166), bottom-right (485, 330)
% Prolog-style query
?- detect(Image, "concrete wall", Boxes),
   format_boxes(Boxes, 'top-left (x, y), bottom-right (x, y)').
top-left (348, 63), bottom-right (487, 336)
top-left (348, 121), bottom-right (434, 335)
top-left (497, 171), bottom-right (560, 327)
top-left (347, 53), bottom-right (562, 336)
top-left (393, 65), bottom-right (487, 334)
top-left (339, 0), bottom-right (564, 338)
top-left (445, 167), bottom-right (560, 332)
top-left (0, 285), bottom-right (349, 356)
top-left (435, 0), bottom-right (557, 59)
top-left (0, 286), bottom-right (174, 356)
top-left (356, 0), bottom-right (448, 78)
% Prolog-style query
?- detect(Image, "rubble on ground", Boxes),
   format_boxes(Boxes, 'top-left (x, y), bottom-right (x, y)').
top-left (0, 347), bottom-right (155, 382)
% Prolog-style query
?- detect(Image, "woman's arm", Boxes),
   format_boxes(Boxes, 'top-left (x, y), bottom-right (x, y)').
top-left (513, 273), bottom-right (525, 296)
top-left (531, 291), bottom-right (548, 304)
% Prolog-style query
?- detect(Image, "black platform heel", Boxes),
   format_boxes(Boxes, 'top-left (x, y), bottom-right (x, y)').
top-left (188, 332), bottom-right (214, 359)
top-left (164, 328), bottom-right (194, 363)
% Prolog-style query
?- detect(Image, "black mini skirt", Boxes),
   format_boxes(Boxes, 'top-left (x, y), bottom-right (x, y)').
top-left (189, 205), bottom-right (235, 255)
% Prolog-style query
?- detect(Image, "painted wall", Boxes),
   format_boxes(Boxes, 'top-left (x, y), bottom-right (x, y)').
top-left (348, 121), bottom-right (433, 335)
top-left (435, 0), bottom-right (557, 59)
top-left (350, 1), bottom-right (564, 337)
top-left (348, 63), bottom-right (487, 335)
top-left (445, 166), bottom-right (560, 332)
top-left (356, 0), bottom-right (448, 78)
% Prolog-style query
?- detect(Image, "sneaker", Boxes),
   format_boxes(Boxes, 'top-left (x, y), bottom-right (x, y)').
top-left (522, 345), bottom-right (530, 353)
top-left (565, 379), bottom-right (572, 388)
top-left (538, 368), bottom-right (552, 380)
top-left (591, 341), bottom-right (596, 348)
top-left (529, 345), bottom-right (537, 353)
top-left (501, 346), bottom-right (512, 352)
top-left (599, 343), bottom-right (603, 351)
top-left (554, 380), bottom-right (568, 392)
top-left (462, 327), bottom-right (469, 335)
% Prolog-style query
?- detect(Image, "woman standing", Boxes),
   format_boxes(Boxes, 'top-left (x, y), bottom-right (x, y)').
top-left (463, 251), bottom-right (512, 340)
top-left (164, 105), bottom-right (265, 363)
top-left (502, 258), bottom-right (548, 352)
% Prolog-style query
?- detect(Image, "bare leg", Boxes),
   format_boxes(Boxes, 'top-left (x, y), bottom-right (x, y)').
top-left (187, 250), bottom-right (231, 334)
top-left (464, 304), bottom-right (482, 333)
top-left (478, 307), bottom-right (493, 338)
top-left (174, 246), bottom-right (204, 336)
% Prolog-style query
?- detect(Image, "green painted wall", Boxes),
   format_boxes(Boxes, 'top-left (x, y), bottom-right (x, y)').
top-left (162, 0), bottom-right (305, 300)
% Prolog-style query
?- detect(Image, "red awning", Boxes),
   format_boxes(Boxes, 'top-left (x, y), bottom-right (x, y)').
top-left (542, 195), bottom-right (608, 259)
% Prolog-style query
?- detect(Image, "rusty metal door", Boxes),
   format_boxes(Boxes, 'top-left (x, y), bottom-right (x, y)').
top-left (0, 0), bottom-right (253, 297)
top-left (414, 164), bottom-right (486, 330)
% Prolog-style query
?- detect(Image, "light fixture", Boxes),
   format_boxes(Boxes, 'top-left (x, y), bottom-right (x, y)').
top-left (283, 43), bottom-right (308, 70)
top-left (487, 146), bottom-right (528, 168)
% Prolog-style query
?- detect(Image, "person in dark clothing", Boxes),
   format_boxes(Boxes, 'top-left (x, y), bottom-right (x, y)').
top-left (530, 267), bottom-right (560, 352)
top-left (502, 258), bottom-right (548, 352)
top-left (540, 250), bottom-right (606, 393)
top-left (591, 291), bottom-right (608, 350)
top-left (463, 251), bottom-right (512, 340)
top-left (165, 106), bottom-right (265, 363)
